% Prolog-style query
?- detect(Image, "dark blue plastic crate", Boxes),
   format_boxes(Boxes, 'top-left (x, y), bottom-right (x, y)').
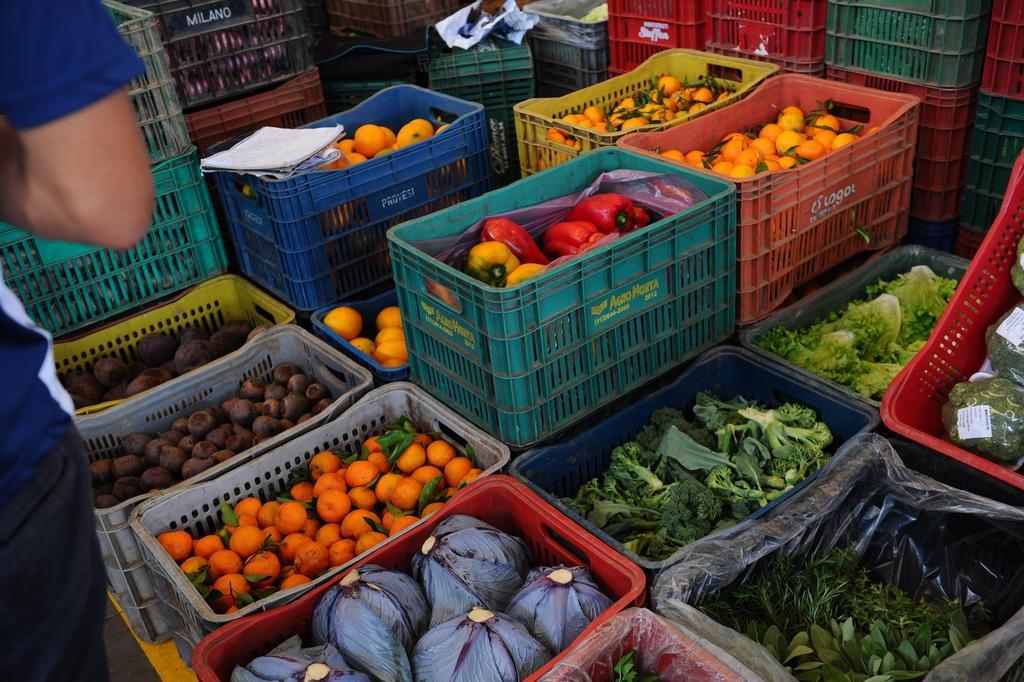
top-left (904, 216), bottom-right (958, 253)
top-left (312, 288), bottom-right (409, 383)
top-left (215, 84), bottom-right (493, 312)
top-left (508, 345), bottom-right (881, 573)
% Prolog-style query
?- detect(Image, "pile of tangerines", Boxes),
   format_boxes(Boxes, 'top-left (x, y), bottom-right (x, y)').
top-left (658, 102), bottom-right (878, 178)
top-left (155, 421), bottom-right (482, 614)
top-left (322, 118), bottom-right (448, 170)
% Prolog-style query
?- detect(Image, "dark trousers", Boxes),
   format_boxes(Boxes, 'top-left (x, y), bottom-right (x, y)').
top-left (0, 427), bottom-right (109, 681)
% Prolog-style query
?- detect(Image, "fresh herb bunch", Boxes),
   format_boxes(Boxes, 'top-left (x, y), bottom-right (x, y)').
top-left (562, 394), bottom-right (833, 560)
top-left (612, 650), bottom-right (659, 682)
top-left (699, 549), bottom-right (990, 682)
top-left (757, 266), bottom-right (957, 399)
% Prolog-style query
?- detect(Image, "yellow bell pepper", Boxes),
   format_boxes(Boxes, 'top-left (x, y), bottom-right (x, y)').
top-left (465, 241), bottom-right (520, 287)
top-left (505, 263), bottom-right (546, 287)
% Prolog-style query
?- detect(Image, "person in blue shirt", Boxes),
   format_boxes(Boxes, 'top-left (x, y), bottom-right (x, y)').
top-left (0, 2), bottom-right (155, 679)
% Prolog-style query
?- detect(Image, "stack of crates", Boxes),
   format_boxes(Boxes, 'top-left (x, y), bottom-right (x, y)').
top-left (527, 0), bottom-right (609, 97)
top-left (606, 0), bottom-right (707, 74)
top-left (825, 0), bottom-right (993, 252)
top-left (706, 0), bottom-right (827, 76)
top-left (429, 39), bottom-right (535, 186)
top-left (960, 0), bottom-right (1024, 257)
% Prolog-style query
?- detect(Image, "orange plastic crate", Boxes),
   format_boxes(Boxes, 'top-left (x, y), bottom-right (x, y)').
top-left (619, 73), bottom-right (918, 324)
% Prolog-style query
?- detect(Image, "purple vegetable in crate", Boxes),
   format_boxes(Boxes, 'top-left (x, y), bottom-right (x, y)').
top-left (231, 638), bottom-right (370, 682)
top-left (411, 608), bottom-right (551, 682)
top-left (411, 515), bottom-right (530, 627)
top-left (505, 566), bottom-right (613, 653)
top-left (311, 566), bottom-right (427, 682)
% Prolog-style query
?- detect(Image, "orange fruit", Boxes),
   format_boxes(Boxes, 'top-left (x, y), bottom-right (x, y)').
top-left (619, 117), bottom-right (650, 132)
top-left (547, 129), bottom-right (567, 144)
top-left (350, 338), bottom-right (375, 356)
top-left (397, 119), bottom-right (435, 147)
top-left (323, 306), bottom-right (362, 341)
top-left (354, 124), bottom-right (388, 158)
top-left (777, 111), bottom-right (804, 132)
top-left (310, 451), bottom-right (342, 480)
top-left (348, 486), bottom-right (377, 511)
top-left (274, 501), bottom-right (308, 535)
top-left (374, 327), bottom-right (404, 345)
top-left (381, 509), bottom-right (396, 531)
top-left (263, 526), bottom-right (283, 547)
top-left (775, 130), bottom-right (805, 155)
top-left (337, 139), bottom-right (356, 155)
top-left (194, 534), bottom-right (225, 560)
top-left (414, 433), bottom-right (432, 448)
top-left (316, 488), bottom-right (352, 523)
top-left (279, 533), bottom-right (312, 564)
top-left (763, 158), bottom-right (782, 171)
top-left (750, 138), bottom-right (776, 159)
top-left (390, 477), bottom-right (422, 511)
top-left (659, 149), bottom-right (685, 161)
top-left (294, 542), bottom-right (330, 577)
top-left (234, 497), bottom-right (262, 519)
top-left (809, 114), bottom-right (840, 133)
top-left (657, 75), bottom-right (681, 95)
top-left (426, 440), bottom-right (457, 468)
top-left (729, 164), bottom-right (756, 178)
top-left (735, 148), bottom-right (762, 168)
top-left (280, 574), bottom-right (312, 589)
top-left (711, 161), bottom-right (734, 175)
top-left (380, 359), bottom-right (406, 368)
top-left (364, 435), bottom-right (382, 453)
top-left (781, 105), bottom-right (804, 117)
top-left (341, 509), bottom-right (382, 539)
top-left (379, 126), bottom-right (397, 148)
top-left (243, 551), bottom-right (281, 586)
top-left (375, 472), bottom-right (404, 505)
top-left (395, 443), bottom-right (426, 474)
top-left (389, 515), bottom-right (419, 536)
top-left (211, 574), bottom-right (249, 612)
top-left (832, 133), bottom-right (858, 150)
top-left (719, 137), bottom-right (746, 162)
top-left (313, 472), bottom-right (347, 497)
top-left (345, 460), bottom-right (378, 488)
top-left (813, 130), bottom-right (837, 148)
top-left (411, 465), bottom-right (444, 487)
top-left (290, 482), bottom-right (315, 504)
top-left (759, 123), bottom-right (784, 142)
top-left (777, 156), bottom-right (798, 169)
top-left (422, 502), bottom-right (445, 517)
top-left (344, 152), bottom-right (368, 166)
top-left (355, 532), bottom-right (387, 555)
top-left (795, 139), bottom-right (827, 161)
top-left (583, 105), bottom-right (606, 124)
top-left (373, 339), bottom-right (407, 365)
top-left (236, 514), bottom-right (259, 530)
top-left (229, 526), bottom-right (266, 559)
top-left (692, 87), bottom-right (714, 103)
top-left (257, 501), bottom-right (281, 529)
top-left (684, 150), bottom-right (706, 167)
top-left (366, 451), bottom-right (392, 474)
top-left (688, 103), bottom-right (708, 114)
top-left (180, 556), bottom-right (208, 575)
top-left (303, 519), bottom-right (319, 538)
top-left (208, 550), bottom-right (244, 580)
top-left (376, 306), bottom-right (402, 330)
top-left (462, 468), bottom-right (482, 484)
top-left (443, 457), bottom-right (473, 487)
top-left (328, 538), bottom-right (356, 566)
top-left (315, 523), bottom-right (343, 547)
top-left (158, 531), bottom-right (193, 563)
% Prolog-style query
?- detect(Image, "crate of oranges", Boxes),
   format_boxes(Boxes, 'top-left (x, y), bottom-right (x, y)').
top-left (313, 289), bottom-right (410, 383)
top-left (618, 73), bottom-right (920, 324)
top-left (514, 48), bottom-right (777, 177)
top-left (128, 382), bottom-right (510, 657)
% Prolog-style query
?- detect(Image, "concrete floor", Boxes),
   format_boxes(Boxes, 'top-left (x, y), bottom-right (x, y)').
top-left (104, 597), bottom-right (161, 681)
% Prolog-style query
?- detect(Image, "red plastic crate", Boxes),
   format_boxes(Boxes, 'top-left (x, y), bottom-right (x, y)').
top-left (882, 149), bottom-right (1024, 492)
top-left (956, 225), bottom-right (985, 259)
top-left (185, 68), bottom-right (327, 155)
top-left (619, 73), bottom-right (918, 324)
top-left (706, 0), bottom-right (825, 73)
top-left (190, 476), bottom-right (647, 681)
top-left (608, 0), bottom-right (707, 73)
top-left (982, 0), bottom-right (1024, 100)
top-left (826, 66), bottom-right (977, 222)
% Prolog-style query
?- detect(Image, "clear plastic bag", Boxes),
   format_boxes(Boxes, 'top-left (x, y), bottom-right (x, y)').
top-left (651, 433), bottom-right (1024, 681)
top-left (540, 607), bottom-right (758, 682)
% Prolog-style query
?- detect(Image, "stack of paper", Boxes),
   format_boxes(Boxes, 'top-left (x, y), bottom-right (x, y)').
top-left (201, 125), bottom-right (345, 179)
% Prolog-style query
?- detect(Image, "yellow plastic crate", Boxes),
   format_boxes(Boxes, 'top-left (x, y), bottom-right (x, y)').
top-left (54, 275), bottom-right (295, 415)
top-left (513, 48), bottom-right (778, 176)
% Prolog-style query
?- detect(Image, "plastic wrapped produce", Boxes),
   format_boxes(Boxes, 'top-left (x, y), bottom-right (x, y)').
top-left (506, 566), bottom-right (612, 653)
top-left (1011, 235), bottom-right (1024, 295)
top-left (651, 433), bottom-right (1024, 681)
top-left (941, 377), bottom-right (1024, 463)
top-left (987, 302), bottom-right (1024, 385)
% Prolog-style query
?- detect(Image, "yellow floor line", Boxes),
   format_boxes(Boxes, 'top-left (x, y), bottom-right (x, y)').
top-left (109, 593), bottom-right (197, 682)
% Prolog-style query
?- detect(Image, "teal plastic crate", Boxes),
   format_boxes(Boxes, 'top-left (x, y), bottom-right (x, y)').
top-left (0, 147), bottom-right (226, 337)
top-left (961, 92), bottom-right (1024, 232)
top-left (387, 147), bottom-right (737, 446)
top-left (825, 0), bottom-right (992, 87)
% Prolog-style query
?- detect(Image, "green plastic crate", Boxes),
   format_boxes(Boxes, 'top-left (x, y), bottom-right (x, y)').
top-left (825, 0), bottom-right (992, 88)
top-left (322, 77), bottom-right (415, 114)
top-left (0, 147), bottom-right (227, 337)
top-left (387, 148), bottom-right (737, 446)
top-left (961, 92), bottom-right (1024, 232)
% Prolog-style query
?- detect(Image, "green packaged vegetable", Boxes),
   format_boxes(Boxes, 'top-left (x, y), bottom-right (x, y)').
top-left (941, 377), bottom-right (1024, 463)
top-left (986, 302), bottom-right (1024, 385)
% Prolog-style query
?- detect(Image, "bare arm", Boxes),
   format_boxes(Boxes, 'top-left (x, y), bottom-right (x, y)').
top-left (0, 88), bottom-right (154, 250)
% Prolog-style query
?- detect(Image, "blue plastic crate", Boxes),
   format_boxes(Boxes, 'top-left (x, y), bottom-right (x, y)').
top-left (388, 147), bottom-right (737, 447)
top-left (312, 288), bottom-right (409, 383)
top-left (905, 216), bottom-right (958, 252)
top-left (508, 345), bottom-right (881, 573)
top-left (215, 85), bottom-right (493, 312)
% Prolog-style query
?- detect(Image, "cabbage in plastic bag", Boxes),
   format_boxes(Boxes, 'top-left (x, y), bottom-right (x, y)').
top-left (987, 302), bottom-right (1024, 385)
top-left (311, 566), bottom-right (428, 682)
top-left (505, 566), bottom-right (613, 653)
top-left (231, 637), bottom-right (370, 682)
top-left (941, 377), bottom-right (1024, 463)
top-left (411, 515), bottom-right (531, 627)
top-left (412, 608), bottom-right (551, 682)
top-left (1011, 235), bottom-right (1024, 295)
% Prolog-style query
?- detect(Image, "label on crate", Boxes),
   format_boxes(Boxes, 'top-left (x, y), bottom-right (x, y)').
top-left (803, 166), bottom-right (877, 225)
top-left (956, 405), bottom-right (993, 440)
top-left (586, 270), bottom-right (668, 334)
top-left (367, 178), bottom-right (429, 224)
top-left (163, 0), bottom-right (256, 40)
top-left (419, 299), bottom-right (480, 356)
top-left (630, 19), bottom-right (672, 44)
top-left (996, 307), bottom-right (1024, 346)
top-left (489, 116), bottom-right (510, 178)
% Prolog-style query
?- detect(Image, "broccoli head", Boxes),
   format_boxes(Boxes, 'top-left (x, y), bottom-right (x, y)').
top-left (869, 265), bottom-right (957, 343)
top-left (736, 405), bottom-right (833, 456)
top-left (853, 361), bottom-right (903, 400)
top-left (986, 303), bottom-right (1024, 386)
top-left (606, 442), bottom-right (665, 502)
top-left (1013, 236), bottom-right (1024, 295)
top-left (942, 377), bottom-right (1024, 463)
top-left (705, 465), bottom-right (768, 509)
top-left (655, 474), bottom-right (723, 545)
top-left (692, 393), bottom-right (755, 431)
top-left (635, 407), bottom-right (715, 451)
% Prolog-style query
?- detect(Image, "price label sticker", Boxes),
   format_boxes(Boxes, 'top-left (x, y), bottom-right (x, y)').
top-left (997, 307), bottom-right (1024, 346)
top-left (957, 405), bottom-right (993, 440)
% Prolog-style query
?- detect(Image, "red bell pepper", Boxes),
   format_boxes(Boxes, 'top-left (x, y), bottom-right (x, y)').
top-left (543, 221), bottom-right (603, 258)
top-left (633, 206), bottom-right (651, 229)
top-left (481, 217), bottom-right (549, 265)
top-left (567, 193), bottom-right (635, 233)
